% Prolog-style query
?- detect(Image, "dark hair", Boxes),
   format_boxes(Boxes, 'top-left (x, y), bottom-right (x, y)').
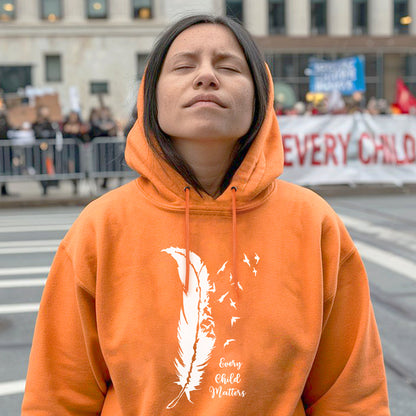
top-left (143, 14), bottom-right (269, 195)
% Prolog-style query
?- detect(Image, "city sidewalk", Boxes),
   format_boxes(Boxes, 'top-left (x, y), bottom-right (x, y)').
top-left (0, 178), bottom-right (129, 208)
top-left (1, 178), bottom-right (415, 209)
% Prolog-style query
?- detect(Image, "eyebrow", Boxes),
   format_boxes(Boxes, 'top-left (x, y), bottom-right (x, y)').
top-left (169, 51), bottom-right (245, 63)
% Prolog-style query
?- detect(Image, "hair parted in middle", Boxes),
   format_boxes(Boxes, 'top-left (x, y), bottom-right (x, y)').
top-left (143, 14), bottom-right (269, 195)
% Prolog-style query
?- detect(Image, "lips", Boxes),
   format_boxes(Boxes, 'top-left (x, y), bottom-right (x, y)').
top-left (185, 94), bottom-right (226, 108)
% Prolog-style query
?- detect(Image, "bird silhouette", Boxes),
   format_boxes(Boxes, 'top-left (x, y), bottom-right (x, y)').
top-left (231, 317), bottom-right (240, 327)
top-left (217, 261), bottom-right (228, 274)
top-left (224, 339), bottom-right (235, 348)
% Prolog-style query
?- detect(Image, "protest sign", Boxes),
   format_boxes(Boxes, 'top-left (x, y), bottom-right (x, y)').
top-left (309, 56), bottom-right (366, 95)
top-left (279, 114), bottom-right (416, 185)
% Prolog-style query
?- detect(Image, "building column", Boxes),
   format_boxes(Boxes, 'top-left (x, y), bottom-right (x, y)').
top-left (328, 0), bottom-right (351, 36)
top-left (244, 0), bottom-right (268, 36)
top-left (410, 0), bottom-right (416, 35)
top-left (109, 0), bottom-right (131, 22)
top-left (64, 0), bottom-right (85, 22)
top-left (163, 0), bottom-right (217, 22)
top-left (369, 0), bottom-right (393, 36)
top-left (17, 0), bottom-right (38, 22)
top-left (287, 0), bottom-right (310, 36)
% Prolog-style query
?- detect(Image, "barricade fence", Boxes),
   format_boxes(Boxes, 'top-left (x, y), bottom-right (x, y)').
top-left (2, 114), bottom-right (416, 190)
top-left (0, 136), bottom-right (137, 183)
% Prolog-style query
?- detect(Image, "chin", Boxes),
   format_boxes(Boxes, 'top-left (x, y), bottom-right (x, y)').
top-left (174, 131), bottom-right (239, 142)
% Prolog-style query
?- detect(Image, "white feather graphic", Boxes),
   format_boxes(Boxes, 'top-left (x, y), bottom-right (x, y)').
top-left (162, 247), bottom-right (216, 409)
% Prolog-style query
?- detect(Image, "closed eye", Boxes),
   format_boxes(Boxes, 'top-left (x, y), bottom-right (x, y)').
top-left (218, 66), bottom-right (240, 72)
top-left (174, 66), bottom-right (195, 71)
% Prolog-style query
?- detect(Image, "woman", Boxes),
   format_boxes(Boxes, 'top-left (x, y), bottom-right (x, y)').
top-left (22, 15), bottom-right (390, 415)
top-left (62, 111), bottom-right (90, 194)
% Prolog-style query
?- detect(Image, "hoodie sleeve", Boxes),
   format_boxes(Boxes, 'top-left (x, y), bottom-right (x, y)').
top-left (302, 219), bottom-right (390, 415)
top-left (21, 244), bottom-right (109, 415)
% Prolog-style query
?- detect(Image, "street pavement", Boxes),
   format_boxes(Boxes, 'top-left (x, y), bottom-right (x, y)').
top-left (0, 184), bottom-right (415, 415)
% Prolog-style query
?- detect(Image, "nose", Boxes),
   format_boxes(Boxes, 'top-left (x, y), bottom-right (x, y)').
top-left (193, 64), bottom-right (219, 89)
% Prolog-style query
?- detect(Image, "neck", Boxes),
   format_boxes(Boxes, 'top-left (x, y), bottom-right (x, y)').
top-left (172, 138), bottom-right (236, 197)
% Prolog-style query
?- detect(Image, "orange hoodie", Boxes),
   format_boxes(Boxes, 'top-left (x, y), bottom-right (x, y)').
top-left (22, 72), bottom-right (390, 415)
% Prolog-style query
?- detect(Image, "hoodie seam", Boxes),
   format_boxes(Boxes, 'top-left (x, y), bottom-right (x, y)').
top-left (61, 242), bottom-right (97, 298)
top-left (322, 247), bottom-right (357, 304)
top-left (339, 246), bottom-right (356, 267)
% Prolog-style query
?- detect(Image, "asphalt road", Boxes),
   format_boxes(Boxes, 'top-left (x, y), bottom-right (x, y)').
top-left (0, 193), bottom-right (415, 415)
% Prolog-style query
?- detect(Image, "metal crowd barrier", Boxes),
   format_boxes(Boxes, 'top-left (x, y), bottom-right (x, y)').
top-left (0, 137), bottom-right (137, 183)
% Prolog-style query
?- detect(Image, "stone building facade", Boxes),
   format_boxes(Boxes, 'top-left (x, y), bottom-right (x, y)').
top-left (0, 0), bottom-right (415, 122)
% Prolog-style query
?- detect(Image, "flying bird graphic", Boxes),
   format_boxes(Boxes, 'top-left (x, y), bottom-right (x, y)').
top-left (224, 339), bottom-right (235, 348)
top-left (217, 261), bottom-right (228, 274)
top-left (210, 282), bottom-right (216, 293)
top-left (243, 253), bottom-right (251, 267)
top-left (218, 292), bottom-right (229, 303)
top-left (229, 273), bottom-right (233, 282)
top-left (231, 317), bottom-right (240, 327)
top-left (253, 268), bottom-right (257, 277)
top-left (237, 282), bottom-right (243, 291)
top-left (229, 298), bottom-right (237, 310)
top-left (254, 253), bottom-right (260, 264)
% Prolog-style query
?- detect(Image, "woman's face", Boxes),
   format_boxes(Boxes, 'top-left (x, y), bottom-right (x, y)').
top-left (156, 24), bottom-right (255, 144)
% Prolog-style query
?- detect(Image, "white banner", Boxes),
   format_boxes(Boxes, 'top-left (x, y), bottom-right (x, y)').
top-left (279, 114), bottom-right (416, 185)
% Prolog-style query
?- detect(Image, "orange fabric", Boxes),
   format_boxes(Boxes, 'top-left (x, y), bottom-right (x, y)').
top-left (22, 66), bottom-right (390, 415)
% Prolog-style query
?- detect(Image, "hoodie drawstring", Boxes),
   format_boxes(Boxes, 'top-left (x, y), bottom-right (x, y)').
top-left (184, 186), bottom-right (191, 293)
top-left (183, 186), bottom-right (238, 296)
top-left (231, 186), bottom-right (238, 296)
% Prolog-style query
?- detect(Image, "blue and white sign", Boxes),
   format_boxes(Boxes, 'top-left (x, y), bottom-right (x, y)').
top-left (308, 55), bottom-right (366, 95)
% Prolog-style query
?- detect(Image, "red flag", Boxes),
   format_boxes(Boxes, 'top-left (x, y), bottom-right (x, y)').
top-left (394, 78), bottom-right (416, 114)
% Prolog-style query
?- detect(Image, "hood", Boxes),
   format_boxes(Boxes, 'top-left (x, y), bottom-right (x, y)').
top-left (125, 66), bottom-right (283, 211)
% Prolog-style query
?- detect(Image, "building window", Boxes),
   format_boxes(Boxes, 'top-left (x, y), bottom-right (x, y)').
top-left (405, 54), bottom-right (416, 95)
top-left (0, 0), bottom-right (15, 21)
top-left (394, 0), bottom-right (410, 34)
top-left (90, 81), bottom-right (109, 94)
top-left (132, 0), bottom-right (152, 19)
top-left (40, 0), bottom-right (62, 21)
top-left (311, 0), bottom-right (327, 35)
top-left (137, 53), bottom-right (148, 80)
top-left (87, 0), bottom-right (107, 19)
top-left (45, 55), bottom-right (62, 82)
top-left (0, 66), bottom-right (31, 93)
top-left (352, 0), bottom-right (367, 35)
top-left (269, 0), bottom-right (285, 34)
top-left (226, 0), bottom-right (243, 23)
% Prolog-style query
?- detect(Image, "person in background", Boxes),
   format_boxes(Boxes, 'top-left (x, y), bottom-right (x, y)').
top-left (97, 106), bottom-right (117, 137)
top-left (0, 110), bottom-right (11, 196)
top-left (62, 111), bottom-right (90, 195)
top-left (90, 106), bottom-right (118, 189)
top-left (88, 107), bottom-right (103, 140)
top-left (32, 106), bottom-right (60, 195)
top-left (22, 15), bottom-right (390, 415)
top-left (32, 106), bottom-right (57, 140)
top-left (62, 110), bottom-right (90, 141)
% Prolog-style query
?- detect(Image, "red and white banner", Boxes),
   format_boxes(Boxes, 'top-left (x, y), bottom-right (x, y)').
top-left (279, 114), bottom-right (416, 185)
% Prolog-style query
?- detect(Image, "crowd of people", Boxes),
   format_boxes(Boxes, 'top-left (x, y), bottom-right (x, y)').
top-left (275, 91), bottom-right (395, 116)
top-left (0, 105), bottom-right (121, 196)
top-left (1, 85), bottom-right (414, 197)
top-left (0, 105), bottom-right (119, 143)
